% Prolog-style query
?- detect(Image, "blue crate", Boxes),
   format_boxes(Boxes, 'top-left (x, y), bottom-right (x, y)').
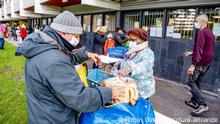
top-left (87, 69), bottom-right (114, 87)
top-left (107, 46), bottom-right (128, 58)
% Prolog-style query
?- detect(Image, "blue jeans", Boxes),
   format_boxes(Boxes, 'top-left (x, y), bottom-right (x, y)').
top-left (187, 65), bottom-right (209, 106)
top-left (0, 38), bottom-right (4, 49)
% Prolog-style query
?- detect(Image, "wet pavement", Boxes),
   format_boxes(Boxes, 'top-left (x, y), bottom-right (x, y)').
top-left (151, 77), bottom-right (220, 124)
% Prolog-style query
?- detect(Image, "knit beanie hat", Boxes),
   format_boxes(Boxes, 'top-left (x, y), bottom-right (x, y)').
top-left (50, 11), bottom-right (82, 34)
top-left (128, 28), bottom-right (148, 41)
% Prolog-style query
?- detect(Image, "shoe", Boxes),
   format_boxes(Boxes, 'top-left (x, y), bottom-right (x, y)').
top-left (185, 100), bottom-right (199, 109)
top-left (191, 105), bottom-right (209, 117)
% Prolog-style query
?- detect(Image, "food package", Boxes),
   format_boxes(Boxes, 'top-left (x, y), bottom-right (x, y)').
top-left (102, 77), bottom-right (139, 105)
top-left (99, 64), bottom-right (113, 73)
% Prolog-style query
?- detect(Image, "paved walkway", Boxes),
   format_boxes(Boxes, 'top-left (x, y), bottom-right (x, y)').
top-left (151, 78), bottom-right (220, 124)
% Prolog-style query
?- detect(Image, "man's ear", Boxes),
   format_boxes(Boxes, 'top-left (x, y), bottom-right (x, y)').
top-left (60, 32), bottom-right (65, 36)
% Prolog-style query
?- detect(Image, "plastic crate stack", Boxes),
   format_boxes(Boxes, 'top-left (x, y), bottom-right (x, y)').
top-left (87, 69), bottom-right (114, 87)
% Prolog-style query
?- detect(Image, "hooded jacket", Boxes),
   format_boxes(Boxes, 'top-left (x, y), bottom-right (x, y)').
top-left (22, 26), bottom-right (112, 124)
top-left (92, 33), bottom-right (106, 55)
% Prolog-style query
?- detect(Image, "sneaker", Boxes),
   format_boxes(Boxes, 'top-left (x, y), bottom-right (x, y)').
top-left (191, 105), bottom-right (209, 117)
top-left (185, 100), bottom-right (199, 109)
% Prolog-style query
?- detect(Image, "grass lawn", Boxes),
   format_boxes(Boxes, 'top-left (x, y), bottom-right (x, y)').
top-left (0, 42), bottom-right (27, 124)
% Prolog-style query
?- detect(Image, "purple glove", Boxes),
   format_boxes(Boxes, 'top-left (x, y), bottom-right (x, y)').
top-left (117, 67), bottom-right (132, 77)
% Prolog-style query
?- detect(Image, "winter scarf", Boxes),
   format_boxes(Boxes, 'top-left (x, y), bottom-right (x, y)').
top-left (124, 41), bottom-right (148, 60)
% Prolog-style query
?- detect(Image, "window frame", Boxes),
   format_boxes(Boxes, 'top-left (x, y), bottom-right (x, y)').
top-left (104, 12), bottom-right (117, 31)
top-left (142, 9), bottom-right (165, 38)
top-left (198, 6), bottom-right (220, 42)
top-left (165, 8), bottom-right (197, 40)
top-left (82, 14), bottom-right (92, 32)
top-left (123, 11), bottom-right (141, 32)
top-left (77, 11), bottom-right (116, 32)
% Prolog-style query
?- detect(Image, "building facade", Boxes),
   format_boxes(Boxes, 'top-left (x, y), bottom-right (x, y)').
top-left (0, 0), bottom-right (220, 93)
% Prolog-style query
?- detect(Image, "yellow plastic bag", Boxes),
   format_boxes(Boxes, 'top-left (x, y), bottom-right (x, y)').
top-left (75, 64), bottom-right (89, 87)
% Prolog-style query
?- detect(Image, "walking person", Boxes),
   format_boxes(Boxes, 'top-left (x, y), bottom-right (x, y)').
top-left (6, 24), bottom-right (12, 42)
top-left (0, 24), bottom-right (7, 49)
top-left (22, 11), bottom-right (126, 124)
top-left (114, 27), bottom-right (128, 46)
top-left (11, 23), bottom-right (18, 41)
top-left (92, 26), bottom-right (107, 55)
top-left (184, 14), bottom-right (215, 116)
top-left (20, 24), bottom-right (27, 41)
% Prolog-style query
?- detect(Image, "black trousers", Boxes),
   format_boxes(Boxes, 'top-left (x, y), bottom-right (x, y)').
top-left (187, 65), bottom-right (209, 106)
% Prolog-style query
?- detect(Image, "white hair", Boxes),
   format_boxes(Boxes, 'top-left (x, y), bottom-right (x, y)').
top-left (198, 14), bottom-right (209, 23)
top-left (21, 24), bottom-right (26, 28)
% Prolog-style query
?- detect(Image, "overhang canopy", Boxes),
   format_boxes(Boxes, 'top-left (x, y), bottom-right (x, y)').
top-left (42, 0), bottom-right (81, 7)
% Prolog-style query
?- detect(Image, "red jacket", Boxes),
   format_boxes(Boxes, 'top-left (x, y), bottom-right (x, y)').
top-left (20, 28), bottom-right (27, 39)
top-left (104, 39), bottom-right (115, 55)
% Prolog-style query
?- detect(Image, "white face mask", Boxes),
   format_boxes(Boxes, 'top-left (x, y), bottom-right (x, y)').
top-left (68, 37), bottom-right (80, 46)
top-left (194, 22), bottom-right (200, 29)
top-left (129, 41), bottom-right (137, 49)
top-left (118, 30), bottom-right (123, 34)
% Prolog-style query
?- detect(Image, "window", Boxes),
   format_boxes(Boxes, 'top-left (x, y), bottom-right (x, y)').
top-left (28, 19), bottom-right (34, 29)
top-left (76, 16), bottom-right (81, 24)
top-left (200, 7), bottom-right (220, 42)
top-left (51, 17), bottom-right (55, 22)
top-left (92, 14), bottom-right (103, 31)
top-left (143, 10), bottom-right (164, 37)
top-left (34, 19), bottom-right (40, 29)
top-left (124, 12), bottom-right (140, 31)
top-left (6, 0), bottom-right (11, 4)
top-left (105, 13), bottom-right (116, 31)
top-left (166, 9), bottom-right (196, 39)
top-left (48, 18), bottom-right (52, 25)
top-left (83, 15), bottom-right (91, 32)
top-left (42, 18), bottom-right (47, 25)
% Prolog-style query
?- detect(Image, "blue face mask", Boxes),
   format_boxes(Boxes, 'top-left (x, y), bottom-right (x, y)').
top-left (194, 22), bottom-right (200, 29)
